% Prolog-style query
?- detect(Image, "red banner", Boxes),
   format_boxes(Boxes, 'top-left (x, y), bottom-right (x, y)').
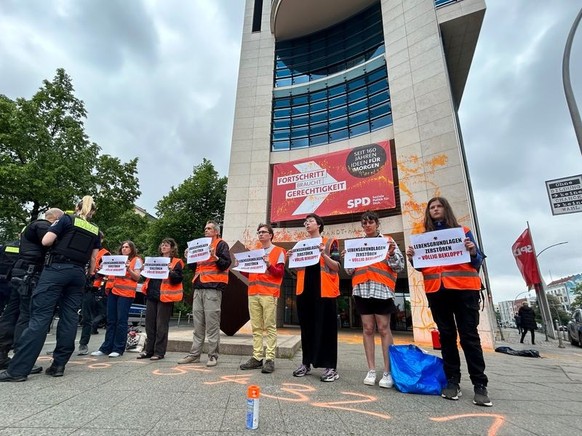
top-left (270, 141), bottom-right (396, 222)
top-left (512, 229), bottom-right (541, 288)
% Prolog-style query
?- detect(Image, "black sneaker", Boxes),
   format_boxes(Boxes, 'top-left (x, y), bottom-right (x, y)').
top-left (473, 384), bottom-right (493, 407)
top-left (240, 357), bottom-right (263, 370)
top-left (261, 359), bottom-right (275, 374)
top-left (441, 381), bottom-right (462, 400)
top-left (45, 365), bottom-right (65, 377)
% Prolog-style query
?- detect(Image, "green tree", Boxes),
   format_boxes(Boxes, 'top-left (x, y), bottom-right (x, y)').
top-left (571, 282), bottom-right (582, 310)
top-left (146, 158), bottom-right (227, 255)
top-left (0, 68), bottom-right (140, 239)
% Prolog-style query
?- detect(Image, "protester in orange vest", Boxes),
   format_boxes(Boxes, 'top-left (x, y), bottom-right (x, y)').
top-left (178, 221), bottom-right (231, 367)
top-left (290, 213), bottom-right (340, 382)
top-left (91, 241), bottom-right (142, 358)
top-left (239, 223), bottom-right (286, 374)
top-left (343, 211), bottom-right (404, 389)
top-left (137, 238), bottom-right (184, 360)
top-left (406, 197), bottom-right (491, 407)
top-left (77, 235), bottom-right (109, 356)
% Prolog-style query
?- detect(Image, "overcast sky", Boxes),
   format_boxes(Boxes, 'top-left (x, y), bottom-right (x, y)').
top-left (1, 0), bottom-right (580, 304)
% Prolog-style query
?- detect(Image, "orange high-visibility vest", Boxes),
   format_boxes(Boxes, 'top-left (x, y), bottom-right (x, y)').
top-left (143, 257), bottom-right (184, 303)
top-left (193, 238), bottom-right (229, 285)
top-left (352, 235), bottom-right (398, 290)
top-left (248, 245), bottom-right (286, 297)
top-left (110, 256), bottom-right (141, 298)
top-left (92, 248), bottom-right (110, 288)
top-left (420, 226), bottom-right (482, 293)
top-left (295, 237), bottom-right (339, 298)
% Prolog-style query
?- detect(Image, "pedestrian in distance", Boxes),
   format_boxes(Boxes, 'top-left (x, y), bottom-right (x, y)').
top-left (342, 211), bottom-right (404, 388)
top-left (239, 223), bottom-right (286, 374)
top-left (137, 238), bottom-right (184, 361)
top-left (92, 241), bottom-right (142, 358)
top-left (406, 197), bottom-right (492, 407)
top-left (290, 213), bottom-right (341, 382)
top-left (0, 196), bottom-right (101, 382)
top-left (178, 221), bottom-right (231, 367)
top-left (518, 301), bottom-right (536, 345)
top-left (514, 312), bottom-right (523, 335)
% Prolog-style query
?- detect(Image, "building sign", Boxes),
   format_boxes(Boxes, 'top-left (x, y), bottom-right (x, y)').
top-left (545, 174), bottom-right (582, 215)
top-left (270, 141), bottom-right (396, 222)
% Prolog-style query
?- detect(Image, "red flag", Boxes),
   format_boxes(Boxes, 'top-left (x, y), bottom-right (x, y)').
top-left (512, 229), bottom-right (541, 288)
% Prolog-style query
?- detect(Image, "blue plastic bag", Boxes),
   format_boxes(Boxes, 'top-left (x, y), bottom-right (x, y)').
top-left (389, 344), bottom-right (447, 395)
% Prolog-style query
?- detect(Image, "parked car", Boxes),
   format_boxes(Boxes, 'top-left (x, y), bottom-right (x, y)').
top-left (567, 309), bottom-right (582, 347)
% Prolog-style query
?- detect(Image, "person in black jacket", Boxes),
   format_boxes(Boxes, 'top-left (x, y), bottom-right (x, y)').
top-left (518, 302), bottom-right (536, 345)
top-left (0, 208), bottom-right (63, 372)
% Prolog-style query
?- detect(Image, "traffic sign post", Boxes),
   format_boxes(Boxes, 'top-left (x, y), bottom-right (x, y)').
top-left (545, 174), bottom-right (582, 215)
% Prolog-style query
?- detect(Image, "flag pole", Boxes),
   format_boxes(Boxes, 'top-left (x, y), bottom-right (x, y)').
top-left (527, 222), bottom-right (556, 340)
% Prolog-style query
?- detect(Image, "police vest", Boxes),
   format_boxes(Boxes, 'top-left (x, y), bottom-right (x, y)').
top-left (51, 215), bottom-right (99, 265)
top-left (19, 220), bottom-right (50, 264)
top-left (295, 237), bottom-right (339, 298)
top-left (143, 257), bottom-right (184, 303)
top-left (248, 245), bottom-right (286, 297)
top-left (352, 236), bottom-right (398, 291)
top-left (0, 243), bottom-right (20, 280)
top-left (110, 256), bottom-right (141, 298)
top-left (419, 226), bottom-right (482, 293)
top-left (193, 238), bottom-right (229, 285)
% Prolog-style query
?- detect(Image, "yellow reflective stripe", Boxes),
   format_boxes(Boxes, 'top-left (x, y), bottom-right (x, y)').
top-left (73, 218), bottom-right (98, 235)
top-left (441, 271), bottom-right (480, 278)
top-left (5, 246), bottom-right (19, 253)
top-left (249, 280), bottom-right (279, 289)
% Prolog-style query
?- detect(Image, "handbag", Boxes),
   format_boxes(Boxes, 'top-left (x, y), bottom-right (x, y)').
top-left (389, 344), bottom-right (447, 395)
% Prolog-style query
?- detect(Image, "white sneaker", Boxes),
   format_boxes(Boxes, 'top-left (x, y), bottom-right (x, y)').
top-left (90, 350), bottom-right (105, 356)
top-left (379, 372), bottom-right (394, 388)
top-left (109, 352), bottom-right (121, 358)
top-left (364, 370), bottom-right (376, 386)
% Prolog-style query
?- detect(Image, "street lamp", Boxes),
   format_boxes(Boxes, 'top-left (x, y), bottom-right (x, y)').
top-left (562, 7), bottom-right (582, 155)
top-left (536, 241), bottom-right (568, 259)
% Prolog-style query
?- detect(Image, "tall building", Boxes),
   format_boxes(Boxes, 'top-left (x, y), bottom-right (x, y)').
top-left (223, 0), bottom-right (495, 347)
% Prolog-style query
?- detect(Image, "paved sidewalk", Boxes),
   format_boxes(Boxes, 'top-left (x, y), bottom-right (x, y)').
top-left (1, 327), bottom-right (581, 435)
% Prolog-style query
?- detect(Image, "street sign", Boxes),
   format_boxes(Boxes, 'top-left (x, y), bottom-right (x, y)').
top-left (545, 174), bottom-right (582, 215)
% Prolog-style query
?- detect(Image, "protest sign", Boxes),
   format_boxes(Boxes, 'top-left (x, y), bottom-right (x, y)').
top-left (410, 228), bottom-right (469, 268)
top-left (186, 237), bottom-right (212, 264)
top-left (343, 237), bottom-right (388, 269)
top-left (288, 237), bottom-right (322, 269)
top-left (141, 257), bottom-right (171, 279)
top-left (98, 255), bottom-right (128, 277)
top-left (233, 249), bottom-right (267, 274)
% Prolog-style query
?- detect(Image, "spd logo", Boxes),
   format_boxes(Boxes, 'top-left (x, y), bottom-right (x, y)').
top-left (347, 197), bottom-right (371, 209)
top-left (513, 245), bottom-right (533, 256)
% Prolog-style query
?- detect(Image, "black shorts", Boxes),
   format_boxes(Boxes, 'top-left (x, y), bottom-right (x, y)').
top-left (353, 296), bottom-right (397, 316)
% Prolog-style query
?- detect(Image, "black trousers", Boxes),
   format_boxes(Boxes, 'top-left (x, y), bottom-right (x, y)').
top-left (426, 288), bottom-right (488, 387)
top-left (520, 328), bottom-right (535, 344)
top-left (144, 299), bottom-right (173, 357)
top-left (0, 277), bottom-right (34, 354)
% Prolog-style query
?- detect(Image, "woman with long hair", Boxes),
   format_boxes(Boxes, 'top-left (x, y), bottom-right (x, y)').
top-left (1, 196), bottom-right (101, 381)
top-left (406, 197), bottom-right (491, 407)
top-left (137, 238), bottom-right (183, 360)
top-left (92, 241), bottom-right (142, 358)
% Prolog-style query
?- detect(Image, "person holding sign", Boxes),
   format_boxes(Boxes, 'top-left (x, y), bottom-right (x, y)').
top-left (137, 238), bottom-right (183, 361)
top-left (405, 197), bottom-right (491, 407)
top-left (178, 221), bottom-right (231, 367)
top-left (92, 241), bottom-right (142, 358)
top-left (238, 224), bottom-right (286, 374)
top-left (343, 211), bottom-right (404, 388)
top-left (290, 214), bottom-right (340, 382)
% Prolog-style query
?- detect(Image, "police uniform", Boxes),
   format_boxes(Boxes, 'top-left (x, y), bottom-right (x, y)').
top-left (0, 242), bottom-right (20, 314)
top-left (0, 221), bottom-right (53, 369)
top-left (1, 214), bottom-right (100, 381)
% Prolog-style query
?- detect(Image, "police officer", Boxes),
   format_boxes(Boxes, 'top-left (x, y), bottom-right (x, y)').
top-left (0, 208), bottom-right (63, 372)
top-left (0, 241), bottom-right (20, 314)
top-left (0, 196), bottom-right (100, 382)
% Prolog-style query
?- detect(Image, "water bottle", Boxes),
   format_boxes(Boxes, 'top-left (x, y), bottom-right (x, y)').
top-left (246, 385), bottom-right (260, 430)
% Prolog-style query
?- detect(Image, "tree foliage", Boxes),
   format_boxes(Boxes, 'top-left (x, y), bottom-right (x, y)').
top-left (0, 68), bottom-right (140, 240)
top-left (146, 158), bottom-right (227, 256)
top-left (572, 282), bottom-right (582, 310)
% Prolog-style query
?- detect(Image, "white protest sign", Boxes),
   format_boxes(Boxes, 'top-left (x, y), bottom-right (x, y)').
top-left (98, 255), bottom-right (128, 277)
top-left (288, 237), bottom-right (322, 269)
top-left (186, 237), bottom-right (212, 264)
top-left (141, 257), bottom-right (171, 279)
top-left (410, 228), bottom-right (470, 268)
top-left (343, 237), bottom-right (388, 269)
top-left (233, 249), bottom-right (267, 274)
